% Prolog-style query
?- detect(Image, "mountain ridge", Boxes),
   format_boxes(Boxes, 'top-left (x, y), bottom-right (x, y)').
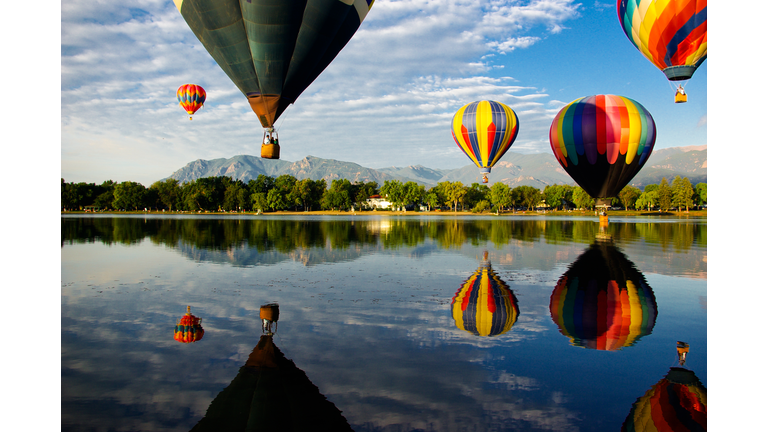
top-left (165, 145), bottom-right (707, 189)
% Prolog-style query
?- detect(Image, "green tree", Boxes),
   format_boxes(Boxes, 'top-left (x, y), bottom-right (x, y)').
top-left (267, 188), bottom-right (287, 211)
top-left (150, 178), bottom-right (181, 211)
top-left (572, 187), bottom-right (595, 210)
top-left (490, 182), bottom-right (512, 213)
top-left (424, 188), bottom-right (442, 211)
top-left (618, 186), bottom-right (642, 210)
top-left (438, 181), bottom-right (467, 212)
top-left (465, 183), bottom-right (490, 209)
top-left (113, 181), bottom-right (148, 210)
top-left (251, 192), bottom-right (268, 213)
top-left (514, 185), bottom-right (541, 210)
top-left (672, 176), bottom-right (694, 212)
top-left (635, 190), bottom-right (658, 211)
top-left (694, 183), bottom-right (707, 208)
top-left (402, 181), bottom-right (425, 210)
top-left (381, 180), bottom-right (405, 210)
top-left (657, 177), bottom-right (672, 211)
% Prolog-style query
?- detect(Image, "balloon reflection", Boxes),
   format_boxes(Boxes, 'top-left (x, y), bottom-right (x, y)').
top-left (621, 343), bottom-right (707, 431)
top-left (191, 304), bottom-right (352, 431)
top-left (174, 306), bottom-right (204, 343)
top-left (550, 242), bottom-right (657, 350)
top-left (451, 252), bottom-right (519, 337)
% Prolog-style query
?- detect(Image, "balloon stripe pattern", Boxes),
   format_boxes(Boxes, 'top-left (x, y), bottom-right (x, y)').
top-left (174, 310), bottom-right (204, 343)
top-left (452, 101), bottom-right (519, 173)
top-left (622, 368), bottom-right (707, 431)
top-left (617, 0), bottom-right (707, 80)
top-left (550, 243), bottom-right (657, 351)
top-left (451, 262), bottom-right (519, 337)
top-left (177, 84), bottom-right (206, 116)
top-left (549, 95), bottom-right (655, 200)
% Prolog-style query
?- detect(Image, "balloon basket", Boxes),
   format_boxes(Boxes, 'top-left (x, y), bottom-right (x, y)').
top-left (261, 143), bottom-right (280, 159)
top-left (675, 92), bottom-right (688, 103)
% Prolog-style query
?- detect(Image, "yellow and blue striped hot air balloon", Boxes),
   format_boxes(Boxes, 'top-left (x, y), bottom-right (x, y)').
top-left (617, 0), bottom-right (707, 102)
top-left (549, 242), bottom-right (657, 351)
top-left (451, 253), bottom-right (519, 337)
top-left (177, 84), bottom-right (206, 120)
top-left (451, 101), bottom-right (519, 183)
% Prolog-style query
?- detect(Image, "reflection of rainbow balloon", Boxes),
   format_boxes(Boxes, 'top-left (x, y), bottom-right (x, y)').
top-left (451, 254), bottom-right (519, 337)
top-left (621, 367), bottom-right (707, 431)
top-left (451, 101), bottom-right (519, 183)
top-left (549, 243), bottom-right (657, 350)
top-left (617, 0), bottom-right (707, 83)
top-left (549, 95), bottom-right (655, 206)
top-left (174, 306), bottom-right (204, 343)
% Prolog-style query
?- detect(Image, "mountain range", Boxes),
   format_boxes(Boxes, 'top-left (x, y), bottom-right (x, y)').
top-left (165, 145), bottom-right (707, 189)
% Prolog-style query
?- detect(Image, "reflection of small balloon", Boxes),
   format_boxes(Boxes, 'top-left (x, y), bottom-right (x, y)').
top-left (177, 84), bottom-right (206, 119)
top-left (451, 255), bottom-right (519, 337)
top-left (451, 101), bottom-right (519, 183)
top-left (260, 303), bottom-right (279, 335)
top-left (617, 0), bottom-right (707, 102)
top-left (549, 95), bottom-right (655, 206)
top-left (174, 306), bottom-right (204, 343)
top-left (621, 367), bottom-right (707, 431)
top-left (550, 242), bottom-right (657, 350)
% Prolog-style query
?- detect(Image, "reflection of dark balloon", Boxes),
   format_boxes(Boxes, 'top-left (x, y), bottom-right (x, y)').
top-left (549, 95), bottom-right (656, 207)
top-left (550, 242), bottom-right (657, 350)
top-left (260, 303), bottom-right (279, 335)
top-left (174, 0), bottom-right (375, 157)
top-left (621, 367), bottom-right (707, 431)
top-left (174, 306), bottom-right (204, 343)
top-left (451, 253), bottom-right (519, 337)
top-left (190, 334), bottom-right (352, 431)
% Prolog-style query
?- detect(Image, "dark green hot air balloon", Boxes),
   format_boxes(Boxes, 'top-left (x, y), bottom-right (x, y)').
top-left (174, 0), bottom-right (375, 159)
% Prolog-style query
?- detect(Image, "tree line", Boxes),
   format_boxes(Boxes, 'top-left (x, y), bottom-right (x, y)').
top-left (61, 174), bottom-right (707, 213)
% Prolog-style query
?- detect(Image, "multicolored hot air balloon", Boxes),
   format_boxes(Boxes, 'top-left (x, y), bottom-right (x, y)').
top-left (617, 0), bottom-right (707, 103)
top-left (549, 95), bottom-right (656, 207)
top-left (451, 252), bottom-right (519, 337)
top-left (621, 366), bottom-right (707, 431)
top-left (174, 0), bottom-right (375, 159)
top-left (451, 101), bottom-right (520, 183)
top-left (177, 84), bottom-right (206, 120)
top-left (174, 306), bottom-right (205, 343)
top-left (550, 242), bottom-right (657, 350)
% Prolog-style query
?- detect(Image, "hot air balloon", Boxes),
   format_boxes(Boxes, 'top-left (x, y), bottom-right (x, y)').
top-left (451, 252), bottom-right (519, 337)
top-left (174, 0), bottom-right (375, 159)
top-left (177, 84), bottom-right (206, 120)
top-left (621, 343), bottom-right (706, 431)
top-left (174, 306), bottom-right (205, 343)
top-left (550, 242), bottom-right (657, 350)
top-left (617, 0), bottom-right (707, 103)
top-left (549, 95), bottom-right (656, 208)
top-left (451, 101), bottom-right (520, 183)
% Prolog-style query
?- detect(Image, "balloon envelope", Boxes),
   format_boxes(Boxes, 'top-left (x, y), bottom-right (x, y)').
top-left (174, 0), bottom-right (374, 128)
top-left (621, 367), bottom-right (707, 431)
top-left (549, 95), bottom-right (655, 203)
top-left (451, 101), bottom-right (519, 181)
top-left (617, 0), bottom-right (707, 81)
top-left (550, 242), bottom-right (657, 350)
top-left (451, 256), bottom-right (519, 337)
top-left (177, 84), bottom-right (206, 116)
top-left (174, 306), bottom-right (204, 343)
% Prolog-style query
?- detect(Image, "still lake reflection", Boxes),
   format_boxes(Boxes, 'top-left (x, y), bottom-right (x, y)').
top-left (61, 215), bottom-right (706, 432)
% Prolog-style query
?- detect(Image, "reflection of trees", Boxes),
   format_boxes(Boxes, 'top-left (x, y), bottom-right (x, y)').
top-left (62, 217), bottom-right (706, 255)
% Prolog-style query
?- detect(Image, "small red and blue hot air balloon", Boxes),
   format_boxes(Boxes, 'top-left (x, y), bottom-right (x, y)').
top-left (177, 84), bottom-right (206, 120)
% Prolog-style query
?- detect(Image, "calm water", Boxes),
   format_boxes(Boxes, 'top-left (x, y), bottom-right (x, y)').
top-left (61, 215), bottom-right (707, 432)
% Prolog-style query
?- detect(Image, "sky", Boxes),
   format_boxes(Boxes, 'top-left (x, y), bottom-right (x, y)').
top-left (59, 0), bottom-right (709, 187)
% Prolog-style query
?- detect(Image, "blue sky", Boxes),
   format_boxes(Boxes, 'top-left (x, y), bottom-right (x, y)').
top-left (59, 0), bottom-right (707, 186)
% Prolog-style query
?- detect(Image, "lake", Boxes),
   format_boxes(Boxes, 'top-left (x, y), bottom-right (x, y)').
top-left (61, 214), bottom-right (707, 431)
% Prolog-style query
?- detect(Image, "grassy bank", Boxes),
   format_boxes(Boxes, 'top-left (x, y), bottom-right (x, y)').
top-left (62, 209), bottom-right (707, 217)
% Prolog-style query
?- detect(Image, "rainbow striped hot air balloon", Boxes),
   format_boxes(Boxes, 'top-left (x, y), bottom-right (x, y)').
top-left (617, 0), bottom-right (707, 102)
top-left (177, 84), bottom-right (206, 120)
top-left (451, 253), bottom-right (519, 337)
top-left (174, 306), bottom-right (205, 343)
top-left (621, 367), bottom-right (707, 431)
top-left (451, 101), bottom-right (519, 183)
top-left (549, 95), bottom-right (656, 208)
top-left (550, 242), bottom-right (657, 351)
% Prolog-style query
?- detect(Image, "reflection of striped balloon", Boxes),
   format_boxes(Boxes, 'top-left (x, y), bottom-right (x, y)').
top-left (451, 262), bottom-right (518, 337)
top-left (549, 243), bottom-right (657, 350)
top-left (174, 307), bottom-right (204, 343)
top-left (177, 84), bottom-right (206, 116)
top-left (451, 101), bottom-right (519, 175)
top-left (617, 0), bottom-right (707, 81)
top-left (621, 367), bottom-right (707, 431)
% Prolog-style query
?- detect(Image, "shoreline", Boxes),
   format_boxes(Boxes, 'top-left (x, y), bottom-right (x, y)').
top-left (62, 209), bottom-right (707, 217)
